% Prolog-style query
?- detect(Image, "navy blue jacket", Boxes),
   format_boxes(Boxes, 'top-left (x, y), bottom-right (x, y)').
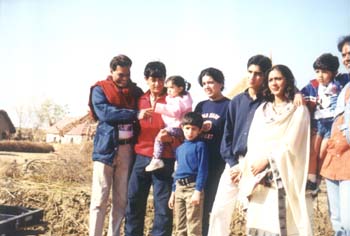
top-left (91, 85), bottom-right (141, 165)
top-left (220, 90), bottom-right (263, 167)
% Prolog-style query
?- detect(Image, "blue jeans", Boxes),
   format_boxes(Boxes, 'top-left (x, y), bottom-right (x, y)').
top-left (125, 154), bottom-right (174, 236)
top-left (325, 179), bottom-right (350, 236)
top-left (311, 118), bottom-right (333, 138)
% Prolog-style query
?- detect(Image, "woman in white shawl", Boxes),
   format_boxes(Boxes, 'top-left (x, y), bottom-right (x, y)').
top-left (239, 64), bottom-right (313, 236)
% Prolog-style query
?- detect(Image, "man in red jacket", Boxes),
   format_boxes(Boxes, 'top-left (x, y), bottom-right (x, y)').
top-left (89, 54), bottom-right (143, 236)
top-left (125, 61), bottom-right (180, 236)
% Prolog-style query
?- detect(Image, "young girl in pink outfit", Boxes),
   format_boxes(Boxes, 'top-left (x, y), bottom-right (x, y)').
top-left (145, 75), bottom-right (193, 171)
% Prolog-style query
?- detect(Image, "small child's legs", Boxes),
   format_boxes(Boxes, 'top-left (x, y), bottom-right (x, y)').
top-left (174, 183), bottom-right (204, 236)
top-left (145, 127), bottom-right (182, 172)
top-left (307, 119), bottom-right (332, 196)
top-left (308, 134), bottom-right (320, 176)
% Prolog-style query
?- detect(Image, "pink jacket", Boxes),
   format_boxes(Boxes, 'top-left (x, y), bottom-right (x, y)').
top-left (154, 93), bottom-right (193, 128)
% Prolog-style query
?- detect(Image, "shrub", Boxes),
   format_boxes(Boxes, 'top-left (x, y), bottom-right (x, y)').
top-left (0, 141), bottom-right (54, 153)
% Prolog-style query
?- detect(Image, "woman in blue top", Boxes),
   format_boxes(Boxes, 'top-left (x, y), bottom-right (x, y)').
top-left (194, 67), bottom-right (230, 236)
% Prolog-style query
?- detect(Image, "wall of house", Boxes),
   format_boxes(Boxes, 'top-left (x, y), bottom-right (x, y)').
top-left (0, 116), bottom-right (11, 140)
top-left (46, 134), bottom-right (87, 144)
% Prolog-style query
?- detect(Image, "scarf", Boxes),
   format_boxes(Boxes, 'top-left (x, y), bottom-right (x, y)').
top-left (88, 76), bottom-right (143, 121)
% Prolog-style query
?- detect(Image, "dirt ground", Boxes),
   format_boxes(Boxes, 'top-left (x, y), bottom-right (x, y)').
top-left (0, 144), bottom-right (334, 235)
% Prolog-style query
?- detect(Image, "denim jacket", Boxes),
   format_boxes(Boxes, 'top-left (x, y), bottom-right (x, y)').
top-left (91, 85), bottom-right (139, 165)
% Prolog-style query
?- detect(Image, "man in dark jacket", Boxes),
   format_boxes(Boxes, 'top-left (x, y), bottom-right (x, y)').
top-left (208, 55), bottom-right (272, 235)
top-left (88, 54), bottom-right (143, 236)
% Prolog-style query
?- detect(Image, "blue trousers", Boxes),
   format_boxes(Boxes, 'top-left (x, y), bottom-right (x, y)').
top-left (326, 179), bottom-right (350, 236)
top-left (125, 154), bottom-right (174, 236)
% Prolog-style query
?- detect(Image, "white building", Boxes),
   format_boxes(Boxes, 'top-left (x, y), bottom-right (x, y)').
top-left (46, 117), bottom-right (95, 144)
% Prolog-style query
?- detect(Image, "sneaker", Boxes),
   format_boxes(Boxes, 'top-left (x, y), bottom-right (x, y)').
top-left (145, 159), bottom-right (165, 172)
top-left (306, 180), bottom-right (320, 198)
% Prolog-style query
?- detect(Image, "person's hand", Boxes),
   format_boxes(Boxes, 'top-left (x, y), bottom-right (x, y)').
top-left (158, 129), bottom-right (172, 142)
top-left (230, 166), bottom-right (241, 184)
top-left (191, 190), bottom-right (201, 205)
top-left (137, 108), bottom-right (153, 119)
top-left (293, 92), bottom-right (305, 106)
top-left (168, 192), bottom-right (175, 209)
top-left (250, 158), bottom-right (269, 176)
top-left (201, 120), bottom-right (212, 132)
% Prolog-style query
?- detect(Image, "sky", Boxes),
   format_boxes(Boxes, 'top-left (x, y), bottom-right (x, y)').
top-left (1, 0), bottom-right (350, 127)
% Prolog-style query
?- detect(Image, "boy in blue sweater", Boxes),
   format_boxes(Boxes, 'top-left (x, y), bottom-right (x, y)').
top-left (168, 112), bottom-right (208, 236)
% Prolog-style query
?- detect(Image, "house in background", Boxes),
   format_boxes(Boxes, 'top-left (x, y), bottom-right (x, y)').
top-left (0, 110), bottom-right (16, 140)
top-left (46, 116), bottom-right (95, 144)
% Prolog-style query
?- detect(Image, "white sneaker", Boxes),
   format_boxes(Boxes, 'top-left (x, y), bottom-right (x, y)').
top-left (145, 159), bottom-right (165, 172)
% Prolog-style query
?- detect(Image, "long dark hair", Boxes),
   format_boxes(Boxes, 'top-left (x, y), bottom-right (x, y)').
top-left (261, 64), bottom-right (296, 102)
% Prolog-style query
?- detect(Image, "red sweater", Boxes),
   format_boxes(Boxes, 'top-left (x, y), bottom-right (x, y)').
top-left (134, 90), bottom-right (179, 158)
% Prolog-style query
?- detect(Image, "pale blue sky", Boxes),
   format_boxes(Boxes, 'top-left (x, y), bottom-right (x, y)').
top-left (1, 0), bottom-right (349, 126)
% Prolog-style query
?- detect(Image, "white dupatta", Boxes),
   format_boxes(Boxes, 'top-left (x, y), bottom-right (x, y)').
top-left (239, 102), bottom-right (312, 236)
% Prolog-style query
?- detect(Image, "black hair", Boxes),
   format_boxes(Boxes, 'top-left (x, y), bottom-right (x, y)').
top-left (313, 53), bottom-right (339, 74)
top-left (337, 35), bottom-right (350, 52)
top-left (181, 112), bottom-right (203, 129)
top-left (110, 54), bottom-right (132, 71)
top-left (165, 76), bottom-right (191, 96)
top-left (262, 64), bottom-right (296, 102)
top-left (247, 55), bottom-right (272, 75)
top-left (198, 67), bottom-right (225, 91)
top-left (144, 61), bottom-right (166, 79)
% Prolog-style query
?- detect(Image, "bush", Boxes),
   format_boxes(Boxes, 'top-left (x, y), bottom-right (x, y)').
top-left (0, 141), bottom-right (54, 153)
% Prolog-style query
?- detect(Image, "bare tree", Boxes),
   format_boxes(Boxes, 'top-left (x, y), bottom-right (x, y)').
top-left (34, 99), bottom-right (69, 129)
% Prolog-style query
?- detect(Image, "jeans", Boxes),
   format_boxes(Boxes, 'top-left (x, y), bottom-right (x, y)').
top-left (315, 118), bottom-right (333, 138)
top-left (325, 179), bottom-right (350, 236)
top-left (89, 144), bottom-right (133, 236)
top-left (125, 154), bottom-right (174, 236)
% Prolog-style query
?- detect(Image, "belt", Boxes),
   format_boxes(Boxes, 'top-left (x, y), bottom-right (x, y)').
top-left (177, 175), bottom-right (196, 186)
top-left (118, 138), bottom-right (133, 145)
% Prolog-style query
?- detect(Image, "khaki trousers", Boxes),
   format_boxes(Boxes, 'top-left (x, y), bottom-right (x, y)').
top-left (174, 182), bottom-right (204, 236)
top-left (89, 144), bottom-right (133, 236)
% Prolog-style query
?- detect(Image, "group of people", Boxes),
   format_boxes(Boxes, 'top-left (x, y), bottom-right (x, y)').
top-left (87, 34), bottom-right (350, 236)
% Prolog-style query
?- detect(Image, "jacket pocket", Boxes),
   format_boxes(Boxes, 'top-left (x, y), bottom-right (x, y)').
top-left (93, 129), bottom-right (116, 155)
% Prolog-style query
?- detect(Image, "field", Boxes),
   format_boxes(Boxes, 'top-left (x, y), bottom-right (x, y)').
top-left (0, 143), bottom-right (333, 235)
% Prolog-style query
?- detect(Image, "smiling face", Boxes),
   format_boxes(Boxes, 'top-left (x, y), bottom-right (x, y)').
top-left (268, 69), bottom-right (287, 101)
top-left (342, 43), bottom-right (350, 72)
top-left (201, 75), bottom-right (223, 100)
top-left (146, 76), bottom-right (165, 96)
top-left (111, 65), bottom-right (131, 88)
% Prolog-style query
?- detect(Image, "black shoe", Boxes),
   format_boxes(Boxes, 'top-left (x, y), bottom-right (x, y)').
top-left (306, 180), bottom-right (320, 198)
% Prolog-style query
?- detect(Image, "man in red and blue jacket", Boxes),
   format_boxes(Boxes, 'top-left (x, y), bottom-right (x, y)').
top-left (88, 54), bottom-right (143, 236)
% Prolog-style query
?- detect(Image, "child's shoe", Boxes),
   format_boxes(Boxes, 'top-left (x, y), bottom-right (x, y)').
top-left (306, 180), bottom-right (320, 198)
top-left (145, 159), bottom-right (165, 172)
